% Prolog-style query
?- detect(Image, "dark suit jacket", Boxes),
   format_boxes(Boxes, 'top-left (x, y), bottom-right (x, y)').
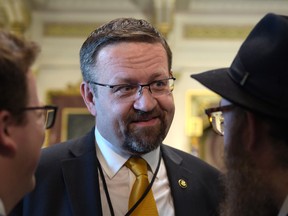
top-left (10, 129), bottom-right (223, 216)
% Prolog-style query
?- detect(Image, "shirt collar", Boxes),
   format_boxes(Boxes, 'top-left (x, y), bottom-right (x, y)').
top-left (278, 194), bottom-right (288, 216)
top-left (95, 127), bottom-right (160, 179)
top-left (0, 198), bottom-right (6, 216)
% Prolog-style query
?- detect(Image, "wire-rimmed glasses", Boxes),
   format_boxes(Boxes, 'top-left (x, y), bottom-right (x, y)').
top-left (205, 104), bottom-right (234, 135)
top-left (88, 77), bottom-right (176, 102)
top-left (21, 105), bottom-right (58, 129)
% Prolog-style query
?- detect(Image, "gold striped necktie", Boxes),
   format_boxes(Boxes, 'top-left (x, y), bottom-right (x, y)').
top-left (125, 157), bottom-right (158, 216)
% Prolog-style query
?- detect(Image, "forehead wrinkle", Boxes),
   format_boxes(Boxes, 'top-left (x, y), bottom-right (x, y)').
top-left (96, 43), bottom-right (168, 82)
top-left (102, 42), bottom-right (166, 64)
top-left (124, 55), bottom-right (167, 71)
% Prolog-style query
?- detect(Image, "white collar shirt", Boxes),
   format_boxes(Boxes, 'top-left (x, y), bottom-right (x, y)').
top-left (0, 198), bottom-right (6, 216)
top-left (278, 195), bottom-right (288, 216)
top-left (95, 127), bottom-right (175, 216)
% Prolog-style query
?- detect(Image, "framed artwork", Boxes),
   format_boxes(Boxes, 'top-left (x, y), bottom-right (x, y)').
top-left (61, 108), bottom-right (95, 141)
top-left (44, 82), bottom-right (94, 147)
top-left (185, 89), bottom-right (224, 170)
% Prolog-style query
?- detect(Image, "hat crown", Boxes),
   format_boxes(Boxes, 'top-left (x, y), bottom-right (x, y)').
top-left (229, 13), bottom-right (288, 108)
top-left (191, 13), bottom-right (288, 119)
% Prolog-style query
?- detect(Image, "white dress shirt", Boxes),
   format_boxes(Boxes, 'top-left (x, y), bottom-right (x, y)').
top-left (0, 198), bottom-right (6, 216)
top-left (278, 195), bottom-right (288, 216)
top-left (95, 127), bottom-right (175, 216)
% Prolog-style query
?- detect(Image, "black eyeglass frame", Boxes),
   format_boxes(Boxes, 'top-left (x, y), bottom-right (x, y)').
top-left (21, 105), bottom-right (58, 129)
top-left (88, 77), bottom-right (176, 95)
top-left (205, 104), bottom-right (235, 135)
top-left (205, 104), bottom-right (235, 116)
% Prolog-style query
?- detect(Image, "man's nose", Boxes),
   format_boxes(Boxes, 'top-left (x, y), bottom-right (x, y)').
top-left (133, 87), bottom-right (157, 112)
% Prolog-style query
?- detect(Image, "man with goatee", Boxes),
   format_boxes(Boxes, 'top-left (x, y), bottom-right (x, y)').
top-left (191, 13), bottom-right (288, 216)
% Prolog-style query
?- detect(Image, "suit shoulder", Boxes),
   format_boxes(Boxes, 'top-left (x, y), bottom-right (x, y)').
top-left (41, 138), bottom-right (74, 160)
top-left (161, 144), bottom-right (220, 176)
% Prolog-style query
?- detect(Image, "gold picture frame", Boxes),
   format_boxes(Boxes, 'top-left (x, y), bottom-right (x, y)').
top-left (185, 89), bottom-right (220, 137)
top-left (61, 107), bottom-right (94, 141)
top-left (44, 82), bottom-right (93, 147)
top-left (185, 89), bottom-right (224, 170)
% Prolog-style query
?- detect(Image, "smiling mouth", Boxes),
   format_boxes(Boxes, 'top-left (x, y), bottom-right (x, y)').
top-left (131, 117), bottom-right (159, 126)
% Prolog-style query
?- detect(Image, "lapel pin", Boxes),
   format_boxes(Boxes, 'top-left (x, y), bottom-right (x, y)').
top-left (178, 179), bottom-right (187, 188)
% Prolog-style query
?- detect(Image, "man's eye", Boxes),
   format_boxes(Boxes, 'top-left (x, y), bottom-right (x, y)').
top-left (153, 80), bottom-right (168, 88)
top-left (113, 85), bottom-right (136, 93)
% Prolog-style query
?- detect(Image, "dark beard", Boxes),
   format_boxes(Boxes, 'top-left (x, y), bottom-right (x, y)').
top-left (220, 147), bottom-right (279, 216)
top-left (122, 111), bottom-right (168, 156)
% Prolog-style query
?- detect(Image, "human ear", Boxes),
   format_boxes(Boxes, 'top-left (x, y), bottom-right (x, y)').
top-left (80, 81), bottom-right (96, 116)
top-left (0, 111), bottom-right (17, 157)
top-left (245, 111), bottom-right (262, 152)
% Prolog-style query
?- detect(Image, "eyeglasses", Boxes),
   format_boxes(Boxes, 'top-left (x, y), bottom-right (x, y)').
top-left (88, 77), bottom-right (176, 102)
top-left (21, 105), bottom-right (58, 129)
top-left (205, 104), bottom-right (234, 136)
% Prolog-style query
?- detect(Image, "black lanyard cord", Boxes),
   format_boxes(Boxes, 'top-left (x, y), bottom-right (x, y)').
top-left (96, 151), bottom-right (162, 216)
top-left (96, 157), bottom-right (115, 216)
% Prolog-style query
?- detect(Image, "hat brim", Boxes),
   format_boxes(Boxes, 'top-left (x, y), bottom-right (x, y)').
top-left (191, 68), bottom-right (284, 119)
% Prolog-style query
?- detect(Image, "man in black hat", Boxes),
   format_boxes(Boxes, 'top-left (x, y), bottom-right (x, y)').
top-left (191, 13), bottom-right (288, 216)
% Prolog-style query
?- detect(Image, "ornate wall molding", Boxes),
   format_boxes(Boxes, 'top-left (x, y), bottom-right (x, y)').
top-left (153, 0), bottom-right (175, 38)
top-left (0, 0), bottom-right (30, 34)
top-left (183, 25), bottom-right (252, 39)
top-left (43, 22), bottom-right (102, 37)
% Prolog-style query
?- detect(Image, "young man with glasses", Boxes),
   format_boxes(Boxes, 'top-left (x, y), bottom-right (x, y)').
top-left (11, 18), bottom-right (223, 216)
top-left (191, 13), bottom-right (288, 216)
top-left (0, 30), bottom-right (57, 216)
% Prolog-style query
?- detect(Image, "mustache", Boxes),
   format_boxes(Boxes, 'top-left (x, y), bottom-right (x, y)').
top-left (128, 110), bottom-right (161, 122)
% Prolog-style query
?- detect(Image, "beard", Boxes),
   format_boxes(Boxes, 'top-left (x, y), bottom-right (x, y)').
top-left (121, 110), bottom-right (169, 156)
top-left (220, 140), bottom-right (279, 216)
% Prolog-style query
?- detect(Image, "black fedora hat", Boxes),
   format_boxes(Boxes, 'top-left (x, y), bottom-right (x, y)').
top-left (191, 13), bottom-right (288, 120)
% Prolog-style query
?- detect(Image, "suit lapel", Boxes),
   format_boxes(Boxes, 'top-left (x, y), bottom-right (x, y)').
top-left (61, 130), bottom-right (103, 216)
top-left (161, 145), bottom-right (219, 216)
top-left (161, 145), bottom-right (197, 215)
